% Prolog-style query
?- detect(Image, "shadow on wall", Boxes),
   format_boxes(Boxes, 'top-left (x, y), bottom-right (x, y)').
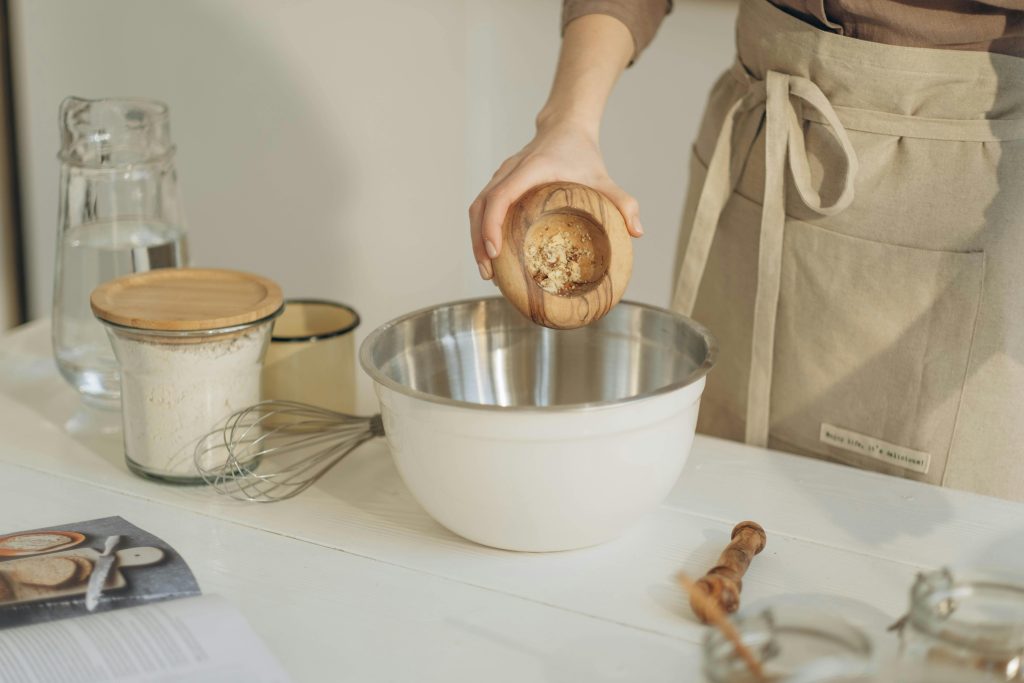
top-left (153, 4), bottom-right (353, 298)
top-left (18, 0), bottom-right (353, 314)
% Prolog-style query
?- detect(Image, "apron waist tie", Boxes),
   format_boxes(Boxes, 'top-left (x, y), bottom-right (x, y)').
top-left (672, 64), bottom-right (859, 447)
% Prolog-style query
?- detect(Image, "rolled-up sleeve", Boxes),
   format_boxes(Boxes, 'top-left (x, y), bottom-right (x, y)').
top-left (561, 0), bottom-right (673, 63)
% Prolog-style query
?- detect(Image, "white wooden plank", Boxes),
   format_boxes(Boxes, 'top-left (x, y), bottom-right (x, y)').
top-left (2, 320), bottom-right (1022, 656)
top-left (663, 436), bottom-right (1024, 572)
top-left (0, 390), bottom-right (931, 645)
top-left (0, 465), bottom-right (699, 683)
top-left (6, 318), bottom-right (1022, 575)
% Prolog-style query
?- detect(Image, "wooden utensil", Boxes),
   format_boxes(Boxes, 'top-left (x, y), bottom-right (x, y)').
top-left (0, 546), bottom-right (164, 607)
top-left (690, 521), bottom-right (767, 623)
top-left (678, 570), bottom-right (768, 682)
top-left (492, 182), bottom-right (632, 330)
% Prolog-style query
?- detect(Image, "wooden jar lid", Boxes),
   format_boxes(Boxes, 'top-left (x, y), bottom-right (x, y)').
top-left (91, 268), bottom-right (284, 331)
top-left (493, 182), bottom-right (633, 330)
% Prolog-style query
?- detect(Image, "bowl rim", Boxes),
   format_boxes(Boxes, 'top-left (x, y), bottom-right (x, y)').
top-left (358, 296), bottom-right (718, 413)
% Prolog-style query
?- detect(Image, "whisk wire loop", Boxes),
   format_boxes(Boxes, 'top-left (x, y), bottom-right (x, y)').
top-left (195, 400), bottom-right (383, 502)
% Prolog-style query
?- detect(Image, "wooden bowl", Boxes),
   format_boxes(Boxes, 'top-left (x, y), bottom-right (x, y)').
top-left (493, 182), bottom-right (632, 329)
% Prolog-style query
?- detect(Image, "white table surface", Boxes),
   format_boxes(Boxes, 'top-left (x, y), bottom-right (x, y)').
top-left (1, 319), bottom-right (1022, 682)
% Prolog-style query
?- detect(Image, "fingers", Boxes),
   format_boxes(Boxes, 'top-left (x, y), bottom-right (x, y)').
top-left (468, 195), bottom-right (493, 279)
top-left (594, 181), bottom-right (643, 237)
top-left (480, 172), bottom-right (537, 263)
top-left (491, 155), bottom-right (518, 182)
top-left (471, 154), bottom-right (525, 280)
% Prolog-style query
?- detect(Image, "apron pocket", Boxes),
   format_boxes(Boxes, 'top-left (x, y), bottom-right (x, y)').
top-left (769, 217), bottom-right (985, 484)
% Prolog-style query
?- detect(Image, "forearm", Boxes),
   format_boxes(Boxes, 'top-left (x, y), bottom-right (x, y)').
top-left (468, 12), bottom-right (641, 275)
top-left (535, 13), bottom-right (633, 140)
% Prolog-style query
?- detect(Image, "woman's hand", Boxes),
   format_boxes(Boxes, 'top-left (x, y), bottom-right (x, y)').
top-left (469, 120), bottom-right (643, 280)
top-left (467, 12), bottom-right (638, 280)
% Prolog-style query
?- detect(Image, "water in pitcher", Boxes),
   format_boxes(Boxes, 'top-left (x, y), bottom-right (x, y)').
top-left (52, 219), bottom-right (187, 402)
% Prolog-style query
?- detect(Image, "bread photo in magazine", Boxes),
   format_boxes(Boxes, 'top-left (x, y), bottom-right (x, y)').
top-left (0, 516), bottom-right (290, 682)
top-left (0, 516), bottom-right (199, 628)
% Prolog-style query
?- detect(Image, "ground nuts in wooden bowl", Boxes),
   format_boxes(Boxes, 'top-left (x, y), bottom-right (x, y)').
top-left (493, 182), bottom-right (633, 330)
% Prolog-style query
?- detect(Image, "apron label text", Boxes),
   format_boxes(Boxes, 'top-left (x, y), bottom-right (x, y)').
top-left (819, 423), bottom-right (931, 474)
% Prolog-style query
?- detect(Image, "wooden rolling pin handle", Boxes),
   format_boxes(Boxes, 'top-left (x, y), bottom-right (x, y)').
top-left (690, 521), bottom-right (767, 623)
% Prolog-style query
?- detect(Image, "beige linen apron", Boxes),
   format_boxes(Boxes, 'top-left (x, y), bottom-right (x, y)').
top-left (672, 0), bottom-right (1024, 501)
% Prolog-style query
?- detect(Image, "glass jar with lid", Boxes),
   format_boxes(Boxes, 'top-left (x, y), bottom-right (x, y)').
top-left (896, 567), bottom-right (1024, 681)
top-left (91, 268), bottom-right (282, 483)
top-left (703, 605), bottom-right (875, 683)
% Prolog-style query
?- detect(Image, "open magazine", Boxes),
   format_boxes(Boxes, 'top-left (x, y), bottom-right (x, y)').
top-left (0, 516), bottom-right (290, 682)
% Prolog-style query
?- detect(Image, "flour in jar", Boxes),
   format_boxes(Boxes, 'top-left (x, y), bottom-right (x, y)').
top-left (115, 326), bottom-right (268, 477)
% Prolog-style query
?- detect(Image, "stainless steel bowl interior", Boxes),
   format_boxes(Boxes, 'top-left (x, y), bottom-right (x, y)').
top-left (360, 297), bottom-right (717, 410)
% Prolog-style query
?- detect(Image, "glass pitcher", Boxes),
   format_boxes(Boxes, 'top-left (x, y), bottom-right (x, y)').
top-left (52, 97), bottom-right (188, 404)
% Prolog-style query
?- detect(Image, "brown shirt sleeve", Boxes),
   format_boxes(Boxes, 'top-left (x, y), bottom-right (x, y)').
top-left (773, 0), bottom-right (1024, 57)
top-left (562, 0), bottom-right (673, 63)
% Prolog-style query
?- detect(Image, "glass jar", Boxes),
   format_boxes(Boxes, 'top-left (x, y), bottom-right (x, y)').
top-left (898, 568), bottom-right (1024, 681)
top-left (54, 97), bottom-right (189, 404)
top-left (704, 606), bottom-right (874, 683)
top-left (91, 268), bottom-right (282, 483)
top-left (784, 661), bottom-right (1003, 683)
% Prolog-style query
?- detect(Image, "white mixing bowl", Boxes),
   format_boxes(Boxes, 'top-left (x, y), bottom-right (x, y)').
top-left (360, 297), bottom-right (716, 552)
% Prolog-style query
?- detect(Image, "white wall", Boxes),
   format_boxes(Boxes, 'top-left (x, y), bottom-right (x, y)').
top-left (12, 0), bottom-right (737, 408)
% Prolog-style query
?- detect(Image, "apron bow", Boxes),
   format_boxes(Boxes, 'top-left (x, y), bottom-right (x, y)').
top-left (672, 66), bottom-right (859, 447)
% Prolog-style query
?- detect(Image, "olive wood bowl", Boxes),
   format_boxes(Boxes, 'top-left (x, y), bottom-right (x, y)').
top-left (492, 182), bottom-right (632, 329)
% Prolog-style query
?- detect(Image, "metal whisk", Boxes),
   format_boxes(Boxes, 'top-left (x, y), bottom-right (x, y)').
top-left (194, 401), bottom-right (384, 502)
